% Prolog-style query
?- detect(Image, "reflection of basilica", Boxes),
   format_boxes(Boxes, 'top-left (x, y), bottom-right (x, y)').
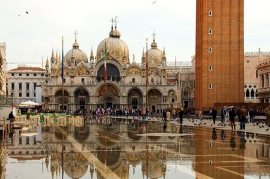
top-left (5, 120), bottom-right (188, 179)
top-left (41, 20), bottom-right (194, 111)
top-left (3, 122), bottom-right (270, 178)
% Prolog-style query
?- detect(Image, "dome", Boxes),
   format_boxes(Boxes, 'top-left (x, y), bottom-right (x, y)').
top-left (147, 47), bottom-right (162, 66)
top-left (96, 37), bottom-right (129, 63)
top-left (64, 41), bottom-right (88, 66)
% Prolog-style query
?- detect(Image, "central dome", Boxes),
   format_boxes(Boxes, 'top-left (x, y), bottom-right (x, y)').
top-left (96, 27), bottom-right (129, 64)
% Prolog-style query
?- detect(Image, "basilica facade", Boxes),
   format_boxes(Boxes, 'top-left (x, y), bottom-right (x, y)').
top-left (42, 25), bottom-right (194, 112)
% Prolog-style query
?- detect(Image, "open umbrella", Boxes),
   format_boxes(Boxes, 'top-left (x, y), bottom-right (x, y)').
top-left (19, 101), bottom-right (39, 107)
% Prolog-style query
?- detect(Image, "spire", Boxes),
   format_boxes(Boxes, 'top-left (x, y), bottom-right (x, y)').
top-left (90, 46), bottom-right (94, 62)
top-left (73, 30), bottom-right (79, 49)
top-left (142, 47), bottom-right (145, 58)
top-left (163, 47), bottom-right (166, 56)
top-left (90, 46), bottom-right (94, 57)
top-left (51, 48), bottom-right (55, 60)
top-left (114, 16), bottom-right (118, 29)
top-left (151, 31), bottom-right (157, 48)
top-left (45, 57), bottom-right (49, 68)
top-left (55, 51), bottom-right (58, 63)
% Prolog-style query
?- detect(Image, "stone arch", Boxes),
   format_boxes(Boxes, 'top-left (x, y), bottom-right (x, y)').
top-left (147, 88), bottom-right (162, 112)
top-left (73, 87), bottom-right (90, 109)
top-left (97, 84), bottom-right (120, 108)
top-left (96, 63), bottom-right (121, 82)
top-left (55, 90), bottom-right (70, 103)
top-left (127, 88), bottom-right (143, 109)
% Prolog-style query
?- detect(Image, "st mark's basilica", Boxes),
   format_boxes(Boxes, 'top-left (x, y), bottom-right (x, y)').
top-left (42, 21), bottom-right (194, 112)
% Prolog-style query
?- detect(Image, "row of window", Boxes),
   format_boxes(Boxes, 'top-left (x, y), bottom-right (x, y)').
top-left (11, 82), bottom-right (37, 90)
top-left (11, 73), bottom-right (44, 77)
top-left (11, 92), bottom-right (36, 97)
top-left (208, 10), bottom-right (213, 90)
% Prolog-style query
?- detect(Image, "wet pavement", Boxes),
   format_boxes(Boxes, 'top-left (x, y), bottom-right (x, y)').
top-left (1, 116), bottom-right (270, 179)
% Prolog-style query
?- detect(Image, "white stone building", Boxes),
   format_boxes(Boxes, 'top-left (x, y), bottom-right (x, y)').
top-left (7, 66), bottom-right (45, 107)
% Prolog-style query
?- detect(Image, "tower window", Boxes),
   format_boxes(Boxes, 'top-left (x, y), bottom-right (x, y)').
top-left (209, 11), bottom-right (212, 16)
top-left (208, 66), bottom-right (212, 71)
top-left (132, 78), bottom-right (135, 83)
top-left (208, 29), bottom-right (212, 34)
top-left (208, 84), bottom-right (212, 89)
top-left (208, 47), bottom-right (212, 53)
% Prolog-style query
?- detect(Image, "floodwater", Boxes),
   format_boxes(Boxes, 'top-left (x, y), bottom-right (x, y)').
top-left (2, 118), bottom-right (270, 179)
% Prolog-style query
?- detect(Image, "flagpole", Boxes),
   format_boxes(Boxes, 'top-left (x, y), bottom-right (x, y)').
top-left (104, 38), bottom-right (107, 108)
top-left (145, 38), bottom-right (148, 110)
top-left (62, 36), bottom-right (64, 113)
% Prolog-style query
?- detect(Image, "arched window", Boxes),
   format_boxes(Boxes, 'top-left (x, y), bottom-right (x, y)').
top-left (132, 78), bottom-right (135, 83)
top-left (81, 78), bottom-right (84, 83)
top-left (246, 89), bottom-right (250, 97)
top-left (80, 98), bottom-right (85, 105)
top-left (251, 89), bottom-right (255, 97)
top-left (132, 98), bottom-right (138, 106)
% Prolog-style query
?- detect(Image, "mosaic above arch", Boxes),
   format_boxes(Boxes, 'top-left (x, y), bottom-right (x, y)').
top-left (148, 68), bottom-right (159, 75)
top-left (57, 68), bottom-right (70, 77)
top-left (75, 67), bottom-right (90, 76)
top-left (98, 85), bottom-right (118, 96)
top-left (126, 67), bottom-right (141, 75)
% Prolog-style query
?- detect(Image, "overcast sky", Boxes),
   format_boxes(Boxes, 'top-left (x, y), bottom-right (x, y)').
top-left (1, 0), bottom-right (270, 69)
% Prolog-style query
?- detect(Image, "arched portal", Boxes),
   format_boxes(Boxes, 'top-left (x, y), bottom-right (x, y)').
top-left (74, 88), bottom-right (89, 110)
top-left (147, 89), bottom-right (162, 112)
top-left (127, 88), bottom-right (143, 109)
top-left (98, 84), bottom-right (119, 108)
top-left (55, 90), bottom-right (69, 111)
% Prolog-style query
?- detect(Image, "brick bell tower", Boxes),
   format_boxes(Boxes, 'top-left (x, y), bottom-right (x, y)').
top-left (195, 0), bottom-right (244, 110)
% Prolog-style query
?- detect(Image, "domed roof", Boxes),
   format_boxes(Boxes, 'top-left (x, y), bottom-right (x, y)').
top-left (64, 40), bottom-right (88, 66)
top-left (147, 40), bottom-right (162, 66)
top-left (96, 37), bottom-right (129, 63)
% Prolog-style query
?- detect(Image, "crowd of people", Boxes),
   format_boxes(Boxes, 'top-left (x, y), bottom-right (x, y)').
top-left (210, 105), bottom-right (270, 130)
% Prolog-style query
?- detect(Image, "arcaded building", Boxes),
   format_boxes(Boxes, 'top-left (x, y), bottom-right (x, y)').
top-left (256, 50), bottom-right (270, 103)
top-left (195, 0), bottom-right (244, 110)
top-left (41, 24), bottom-right (195, 112)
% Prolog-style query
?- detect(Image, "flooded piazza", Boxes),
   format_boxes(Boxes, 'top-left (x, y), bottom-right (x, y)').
top-left (1, 117), bottom-right (270, 179)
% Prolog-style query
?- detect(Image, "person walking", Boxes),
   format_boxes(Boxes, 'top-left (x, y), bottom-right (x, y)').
top-left (212, 107), bottom-right (217, 124)
top-left (239, 106), bottom-right (246, 130)
top-left (229, 107), bottom-right (236, 130)
top-left (179, 108), bottom-right (184, 124)
top-left (162, 109), bottom-right (167, 122)
top-left (249, 108), bottom-right (255, 123)
top-left (220, 106), bottom-right (226, 125)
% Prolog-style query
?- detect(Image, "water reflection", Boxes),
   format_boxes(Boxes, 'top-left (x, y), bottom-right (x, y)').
top-left (2, 120), bottom-right (270, 178)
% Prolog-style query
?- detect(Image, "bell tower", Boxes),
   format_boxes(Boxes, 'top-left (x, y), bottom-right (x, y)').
top-left (195, 0), bottom-right (244, 110)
